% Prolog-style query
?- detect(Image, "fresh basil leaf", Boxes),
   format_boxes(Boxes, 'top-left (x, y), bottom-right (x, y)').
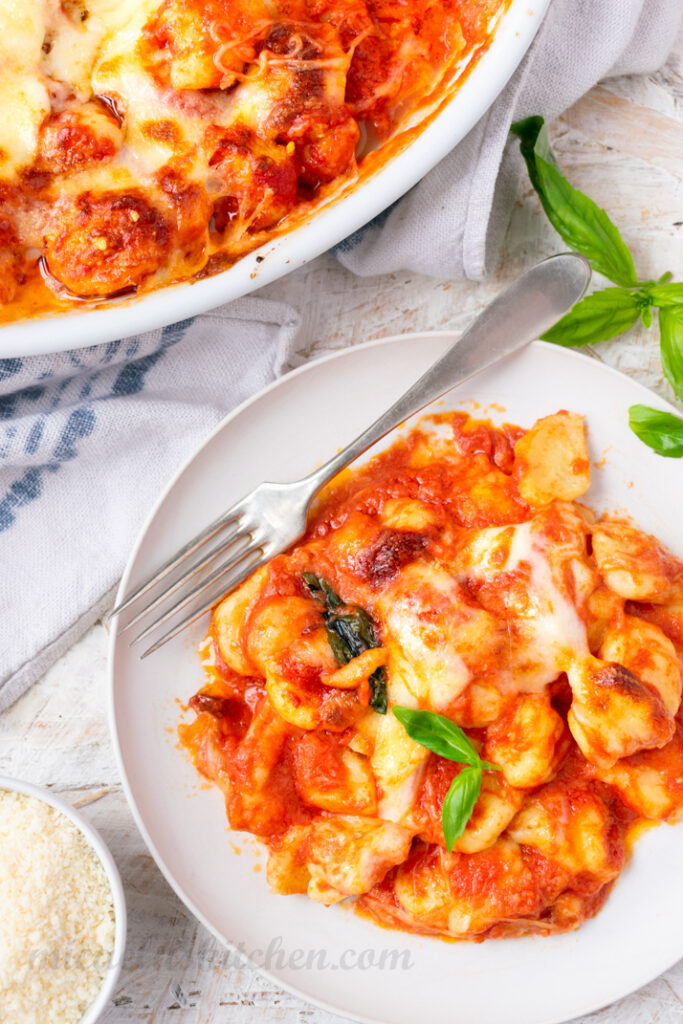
top-left (369, 667), bottom-right (388, 714)
top-left (442, 765), bottom-right (482, 852)
top-left (628, 404), bottom-right (683, 458)
top-left (325, 624), bottom-right (353, 665)
top-left (346, 606), bottom-right (376, 648)
top-left (303, 572), bottom-right (344, 610)
top-left (541, 288), bottom-right (640, 347)
top-left (393, 708), bottom-right (500, 847)
top-left (328, 614), bottom-right (365, 660)
top-left (305, 573), bottom-right (387, 713)
top-left (392, 707), bottom-right (480, 765)
top-left (320, 578), bottom-right (343, 610)
top-left (511, 117), bottom-right (637, 287)
top-left (660, 307), bottom-right (683, 401)
top-left (302, 571), bottom-right (322, 593)
top-left (647, 282), bottom-right (683, 308)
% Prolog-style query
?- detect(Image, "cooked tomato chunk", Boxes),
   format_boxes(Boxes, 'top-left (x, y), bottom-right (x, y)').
top-left (208, 125), bottom-right (298, 231)
top-left (251, 21), bottom-right (359, 186)
top-left (157, 169), bottom-right (211, 269)
top-left (279, 105), bottom-right (359, 187)
top-left (38, 101), bottom-right (123, 175)
top-left (44, 190), bottom-right (171, 297)
top-left (140, 0), bottom-right (270, 91)
top-left (344, 0), bottom-right (468, 134)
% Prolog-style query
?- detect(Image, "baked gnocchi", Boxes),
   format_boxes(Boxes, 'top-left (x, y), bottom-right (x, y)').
top-left (179, 409), bottom-right (683, 940)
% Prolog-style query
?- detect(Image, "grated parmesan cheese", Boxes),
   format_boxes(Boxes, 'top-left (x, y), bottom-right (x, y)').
top-left (0, 789), bottom-right (116, 1024)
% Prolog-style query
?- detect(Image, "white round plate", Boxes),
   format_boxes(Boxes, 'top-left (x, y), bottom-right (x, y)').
top-left (110, 334), bottom-right (683, 1024)
top-left (1, 0), bottom-right (549, 358)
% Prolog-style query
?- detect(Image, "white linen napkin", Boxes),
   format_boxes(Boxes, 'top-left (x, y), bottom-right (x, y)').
top-left (0, 300), bottom-right (299, 711)
top-left (336, 0), bottom-right (683, 279)
top-left (0, 0), bottom-right (680, 711)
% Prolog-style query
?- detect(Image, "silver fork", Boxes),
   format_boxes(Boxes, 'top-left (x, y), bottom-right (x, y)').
top-left (112, 253), bottom-right (590, 656)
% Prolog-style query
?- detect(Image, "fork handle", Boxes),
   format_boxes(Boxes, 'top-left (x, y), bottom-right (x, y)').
top-left (303, 253), bottom-right (590, 494)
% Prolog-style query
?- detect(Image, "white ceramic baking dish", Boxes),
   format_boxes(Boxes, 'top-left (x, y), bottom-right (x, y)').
top-left (0, 0), bottom-right (549, 358)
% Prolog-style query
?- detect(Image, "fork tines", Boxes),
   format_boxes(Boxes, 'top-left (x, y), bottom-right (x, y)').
top-left (111, 503), bottom-right (269, 658)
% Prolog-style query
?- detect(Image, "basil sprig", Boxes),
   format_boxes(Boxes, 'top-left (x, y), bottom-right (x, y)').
top-left (393, 706), bottom-right (499, 851)
top-left (303, 572), bottom-right (388, 713)
top-left (512, 115), bottom-right (637, 287)
top-left (511, 115), bottom-right (683, 456)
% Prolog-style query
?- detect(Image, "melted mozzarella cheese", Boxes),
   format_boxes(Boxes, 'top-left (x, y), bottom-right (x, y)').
top-left (43, 0), bottom-right (144, 97)
top-left (506, 519), bottom-right (589, 667)
top-left (370, 509), bottom-right (592, 823)
top-left (379, 563), bottom-right (483, 709)
top-left (91, 0), bottom-right (199, 178)
top-left (371, 712), bottom-right (429, 824)
top-left (0, 0), bottom-right (49, 177)
top-left (91, 13), bottom-right (242, 182)
top-left (0, 0), bottom-right (190, 182)
top-left (461, 514), bottom-right (590, 690)
top-left (372, 563), bottom-right (501, 823)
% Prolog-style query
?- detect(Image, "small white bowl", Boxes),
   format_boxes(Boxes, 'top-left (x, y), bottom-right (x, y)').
top-left (0, 774), bottom-right (126, 1024)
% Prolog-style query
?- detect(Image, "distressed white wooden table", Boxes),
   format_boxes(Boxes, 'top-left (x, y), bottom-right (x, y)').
top-left (2, 32), bottom-right (683, 1024)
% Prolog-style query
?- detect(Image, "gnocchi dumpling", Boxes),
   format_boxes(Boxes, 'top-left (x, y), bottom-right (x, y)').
top-left (483, 694), bottom-right (568, 789)
top-left (567, 655), bottom-right (674, 768)
top-left (592, 521), bottom-right (683, 602)
top-left (513, 411), bottom-right (590, 505)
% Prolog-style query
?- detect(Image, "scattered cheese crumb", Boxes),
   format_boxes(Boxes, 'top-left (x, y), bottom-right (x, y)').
top-left (92, 236), bottom-right (108, 251)
top-left (0, 789), bottom-right (116, 1024)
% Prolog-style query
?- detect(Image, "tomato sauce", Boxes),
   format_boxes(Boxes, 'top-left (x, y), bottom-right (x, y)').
top-left (179, 409), bottom-right (683, 940)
